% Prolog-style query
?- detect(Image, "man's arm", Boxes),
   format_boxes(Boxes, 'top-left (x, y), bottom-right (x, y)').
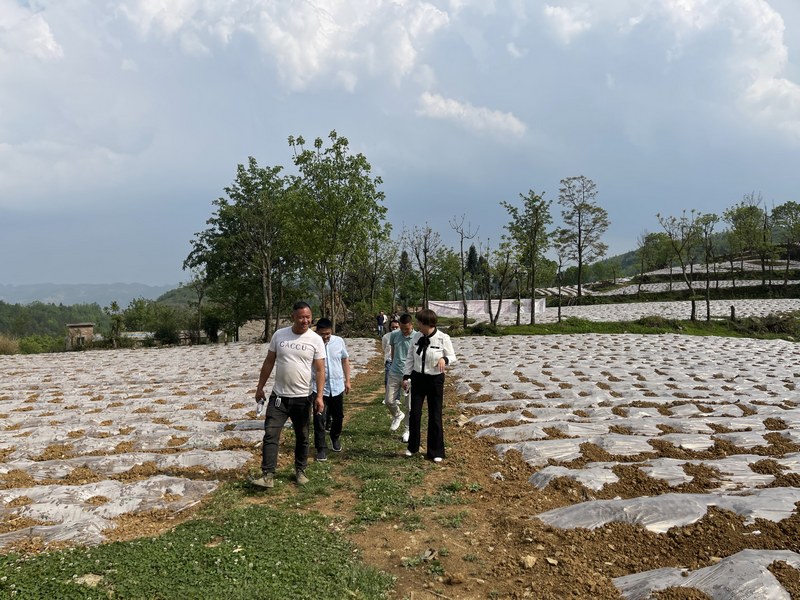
top-left (342, 357), bottom-right (351, 394)
top-left (255, 350), bottom-right (277, 401)
top-left (312, 357), bottom-right (325, 413)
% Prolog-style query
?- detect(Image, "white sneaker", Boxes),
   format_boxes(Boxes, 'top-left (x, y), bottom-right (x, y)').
top-left (433, 457), bottom-right (443, 463)
top-left (401, 430), bottom-right (409, 443)
top-left (390, 411), bottom-right (405, 431)
top-left (404, 449), bottom-right (413, 457)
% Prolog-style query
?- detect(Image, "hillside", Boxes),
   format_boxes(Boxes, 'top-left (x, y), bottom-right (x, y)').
top-left (0, 282), bottom-right (178, 308)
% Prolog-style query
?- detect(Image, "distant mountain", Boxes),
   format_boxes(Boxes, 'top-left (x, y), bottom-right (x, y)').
top-left (0, 283), bottom-right (178, 308)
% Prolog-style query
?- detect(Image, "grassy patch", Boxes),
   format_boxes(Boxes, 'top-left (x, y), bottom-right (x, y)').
top-left (0, 505), bottom-right (392, 599)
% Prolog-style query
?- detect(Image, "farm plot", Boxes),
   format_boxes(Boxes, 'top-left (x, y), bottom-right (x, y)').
top-left (0, 340), bottom-right (376, 549)
top-left (451, 334), bottom-right (800, 598)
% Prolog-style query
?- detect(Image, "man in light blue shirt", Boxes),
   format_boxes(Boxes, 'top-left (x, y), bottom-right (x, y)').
top-left (311, 318), bottom-right (351, 461)
top-left (384, 313), bottom-right (415, 443)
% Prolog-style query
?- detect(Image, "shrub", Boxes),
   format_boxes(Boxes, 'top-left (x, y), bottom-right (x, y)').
top-left (0, 333), bottom-right (19, 355)
top-left (469, 321), bottom-right (500, 335)
top-left (19, 334), bottom-right (63, 354)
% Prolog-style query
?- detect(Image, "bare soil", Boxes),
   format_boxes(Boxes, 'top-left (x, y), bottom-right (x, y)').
top-left (3, 348), bottom-right (799, 599)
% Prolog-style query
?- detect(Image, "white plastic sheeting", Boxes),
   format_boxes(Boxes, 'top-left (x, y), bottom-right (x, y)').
top-left (0, 339), bottom-right (377, 548)
top-left (613, 549), bottom-right (800, 600)
top-left (450, 332), bottom-right (800, 598)
top-left (0, 475), bottom-right (217, 546)
top-left (535, 488), bottom-right (800, 533)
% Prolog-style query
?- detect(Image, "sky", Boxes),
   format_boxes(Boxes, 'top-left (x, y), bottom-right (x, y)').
top-left (1, 0), bottom-right (799, 286)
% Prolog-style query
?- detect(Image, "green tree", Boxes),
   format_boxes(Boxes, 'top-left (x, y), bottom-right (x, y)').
top-left (635, 231), bottom-right (672, 294)
top-left (104, 301), bottom-right (124, 348)
top-left (657, 210), bottom-right (701, 320)
top-left (486, 240), bottom-right (517, 326)
top-left (185, 157), bottom-right (291, 341)
top-left (288, 131), bottom-right (387, 331)
top-left (404, 224), bottom-right (442, 310)
top-left (556, 176), bottom-right (609, 298)
top-left (501, 189), bottom-right (552, 324)
top-left (772, 200), bottom-right (800, 286)
top-left (696, 213), bottom-right (720, 321)
top-left (724, 193), bottom-right (768, 284)
top-left (466, 243), bottom-right (479, 298)
top-left (449, 215), bottom-right (478, 328)
top-left (395, 250), bottom-right (421, 311)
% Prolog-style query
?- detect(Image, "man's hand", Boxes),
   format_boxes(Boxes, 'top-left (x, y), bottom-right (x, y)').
top-left (344, 382), bottom-right (352, 394)
top-left (255, 387), bottom-right (266, 401)
top-left (314, 396), bottom-right (324, 414)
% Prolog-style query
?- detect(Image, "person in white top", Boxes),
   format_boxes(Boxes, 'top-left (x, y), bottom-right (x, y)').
top-left (402, 308), bottom-right (456, 463)
top-left (310, 318), bottom-right (351, 461)
top-left (252, 301), bottom-right (325, 488)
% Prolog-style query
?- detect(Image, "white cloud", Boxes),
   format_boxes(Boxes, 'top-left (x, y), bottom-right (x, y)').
top-left (417, 92), bottom-right (527, 138)
top-left (118, 0), bottom-right (449, 91)
top-left (543, 4), bottom-right (592, 44)
top-left (0, 0), bottom-right (63, 61)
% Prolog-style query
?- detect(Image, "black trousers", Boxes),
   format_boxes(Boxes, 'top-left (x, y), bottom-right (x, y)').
top-left (408, 371), bottom-right (445, 459)
top-left (313, 393), bottom-right (344, 449)
top-left (261, 394), bottom-right (311, 473)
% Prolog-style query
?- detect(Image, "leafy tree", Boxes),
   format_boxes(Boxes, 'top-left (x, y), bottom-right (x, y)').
top-left (288, 131), bottom-right (387, 331)
top-left (404, 224), bottom-right (443, 309)
top-left (724, 193), bottom-right (769, 284)
top-left (466, 243), bottom-right (479, 298)
top-left (635, 231), bottom-right (672, 294)
top-left (556, 176), bottom-right (609, 298)
top-left (657, 210), bottom-right (701, 320)
top-left (185, 157), bottom-right (291, 341)
top-left (449, 215), bottom-right (478, 328)
top-left (104, 301), bottom-right (124, 348)
top-left (486, 240), bottom-right (517, 326)
top-left (501, 189), bottom-right (552, 324)
top-left (696, 213), bottom-right (720, 321)
top-left (346, 224), bottom-right (393, 315)
top-left (430, 247), bottom-right (461, 302)
top-left (772, 200), bottom-right (800, 286)
top-left (395, 250), bottom-right (421, 311)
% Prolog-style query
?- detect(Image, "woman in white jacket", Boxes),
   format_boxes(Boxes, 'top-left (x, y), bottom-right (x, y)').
top-left (401, 309), bottom-right (457, 463)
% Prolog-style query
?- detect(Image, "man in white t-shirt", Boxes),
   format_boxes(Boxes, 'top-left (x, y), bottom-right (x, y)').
top-left (252, 301), bottom-right (325, 488)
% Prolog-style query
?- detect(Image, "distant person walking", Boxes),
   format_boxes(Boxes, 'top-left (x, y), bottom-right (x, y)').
top-left (385, 313), bottom-right (415, 442)
top-left (402, 309), bottom-right (456, 463)
top-left (311, 318), bottom-right (351, 461)
top-left (376, 311), bottom-right (387, 336)
top-left (252, 301), bottom-right (325, 488)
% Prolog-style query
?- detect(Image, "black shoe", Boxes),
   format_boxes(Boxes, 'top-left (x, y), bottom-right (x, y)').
top-left (331, 438), bottom-right (342, 452)
top-left (316, 448), bottom-right (328, 462)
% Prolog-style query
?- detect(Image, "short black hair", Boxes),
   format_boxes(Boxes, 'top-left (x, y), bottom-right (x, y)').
top-left (416, 308), bottom-right (437, 327)
top-left (292, 301), bottom-right (311, 312)
top-left (315, 317), bottom-right (333, 330)
top-left (398, 313), bottom-right (412, 324)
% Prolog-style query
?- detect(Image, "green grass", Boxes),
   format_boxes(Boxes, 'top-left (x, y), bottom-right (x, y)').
top-left (0, 372), bottom-right (478, 599)
top-left (0, 505), bottom-right (392, 599)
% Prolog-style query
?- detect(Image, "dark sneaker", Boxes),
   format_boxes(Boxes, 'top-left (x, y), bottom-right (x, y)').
top-left (316, 448), bottom-right (328, 462)
top-left (296, 470), bottom-right (309, 485)
top-left (252, 473), bottom-right (274, 489)
top-left (331, 438), bottom-right (342, 452)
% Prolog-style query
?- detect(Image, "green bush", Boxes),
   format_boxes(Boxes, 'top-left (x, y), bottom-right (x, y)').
top-left (0, 333), bottom-right (19, 355)
top-left (18, 334), bottom-right (64, 354)
top-left (468, 321), bottom-right (499, 335)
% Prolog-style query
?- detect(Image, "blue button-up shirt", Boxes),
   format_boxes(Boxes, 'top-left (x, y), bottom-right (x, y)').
top-left (312, 335), bottom-right (349, 396)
